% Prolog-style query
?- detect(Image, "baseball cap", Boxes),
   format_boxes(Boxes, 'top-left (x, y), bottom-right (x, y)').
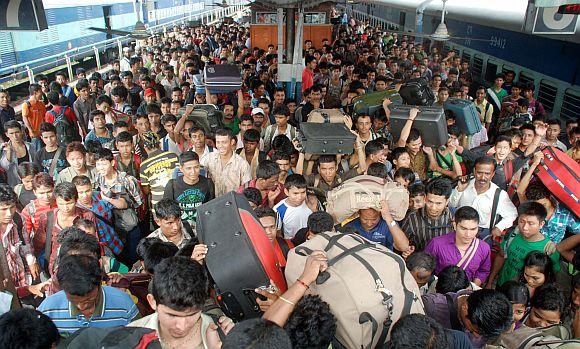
top-left (251, 107), bottom-right (265, 115)
top-left (140, 131), bottom-right (160, 148)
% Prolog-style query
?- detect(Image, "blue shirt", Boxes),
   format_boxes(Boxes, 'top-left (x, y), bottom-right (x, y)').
top-left (38, 286), bottom-right (139, 335)
top-left (541, 204), bottom-right (579, 244)
top-left (346, 218), bottom-right (394, 250)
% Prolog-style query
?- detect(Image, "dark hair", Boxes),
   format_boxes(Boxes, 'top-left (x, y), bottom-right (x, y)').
top-left (111, 86), bottom-right (129, 100)
top-left (409, 183), bottom-right (426, 198)
top-left (394, 167), bottom-right (415, 184)
top-left (524, 182), bottom-right (551, 201)
top-left (406, 252), bottom-right (436, 273)
top-left (222, 318), bottom-right (292, 349)
top-left (318, 154), bottom-right (337, 165)
top-left (154, 198), bottom-right (182, 220)
top-left (435, 266), bottom-right (470, 294)
top-left (0, 309), bottom-right (60, 349)
top-left (388, 314), bottom-right (450, 349)
top-left (39, 122), bottom-right (56, 135)
top-left (530, 283), bottom-right (566, 317)
top-left (66, 141), bottom-right (86, 156)
top-left (364, 139), bottom-right (384, 157)
top-left (54, 182), bottom-right (78, 201)
top-left (284, 174), bottom-right (307, 190)
top-left (47, 91), bottom-right (60, 105)
top-left (271, 135), bottom-right (294, 154)
top-left (425, 177), bottom-right (452, 199)
top-left (517, 201), bottom-right (547, 222)
top-left (494, 135), bottom-right (512, 146)
top-left (0, 184), bottom-right (16, 206)
top-left (520, 123), bottom-right (535, 134)
top-left (146, 103), bottom-right (162, 116)
top-left (151, 256), bottom-right (208, 311)
top-left (497, 280), bottom-right (530, 306)
top-left (32, 172), bottom-right (54, 190)
top-left (256, 160), bottom-right (281, 180)
top-left (390, 147), bottom-right (409, 162)
top-left (161, 114), bottom-right (178, 125)
top-left (57, 227), bottom-right (100, 260)
top-left (243, 128), bottom-right (261, 143)
top-left (136, 237), bottom-right (179, 274)
top-left (57, 254), bottom-right (102, 296)
top-left (215, 128), bottom-right (235, 141)
top-left (367, 162), bottom-right (389, 179)
top-left (307, 211), bottom-right (334, 234)
top-left (285, 295), bottom-right (336, 349)
top-left (93, 147), bottom-right (114, 162)
top-left (96, 94), bottom-right (113, 106)
top-left (115, 130), bottom-right (133, 144)
top-left (467, 290), bottom-right (513, 341)
top-left (89, 109), bottom-right (105, 122)
top-left (72, 175), bottom-right (92, 187)
top-left (3, 120), bottom-right (21, 132)
top-left (474, 156), bottom-right (496, 170)
top-left (271, 150), bottom-right (291, 163)
top-left (407, 128), bottom-right (422, 143)
top-left (454, 206), bottom-right (480, 224)
top-left (522, 251), bottom-right (555, 285)
top-left (16, 162), bottom-right (40, 179)
top-left (255, 206), bottom-right (277, 220)
top-left (179, 150), bottom-right (199, 165)
top-left (84, 140), bottom-right (103, 154)
top-left (243, 187), bottom-right (263, 207)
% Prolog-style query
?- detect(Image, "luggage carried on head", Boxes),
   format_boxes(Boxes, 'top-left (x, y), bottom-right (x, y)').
top-left (285, 231), bottom-right (424, 349)
top-left (196, 191), bottom-right (287, 322)
top-left (307, 109), bottom-right (347, 124)
top-left (485, 323), bottom-right (578, 349)
top-left (192, 74), bottom-right (205, 94)
top-left (352, 89), bottom-right (403, 116)
top-left (298, 123), bottom-right (356, 155)
top-left (398, 77), bottom-right (435, 106)
top-left (186, 104), bottom-right (224, 135)
top-left (444, 98), bottom-right (483, 135)
top-left (390, 105), bottom-right (449, 147)
top-left (326, 175), bottom-right (409, 223)
top-left (203, 64), bottom-right (243, 94)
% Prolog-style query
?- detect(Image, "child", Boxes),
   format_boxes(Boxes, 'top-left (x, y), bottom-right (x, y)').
top-left (56, 142), bottom-right (98, 186)
top-left (273, 174), bottom-right (313, 239)
top-left (33, 122), bottom-right (68, 179)
top-left (394, 167), bottom-right (416, 188)
top-left (85, 110), bottom-right (114, 149)
top-left (160, 114), bottom-right (181, 155)
top-left (498, 280), bottom-right (530, 330)
top-left (133, 237), bottom-right (178, 274)
top-left (389, 147), bottom-right (415, 180)
top-left (262, 106), bottom-right (297, 154)
top-left (408, 183), bottom-right (426, 212)
top-left (521, 251), bottom-right (555, 298)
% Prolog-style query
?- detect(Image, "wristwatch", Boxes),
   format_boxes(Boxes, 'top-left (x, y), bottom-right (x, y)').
top-left (388, 220), bottom-right (397, 227)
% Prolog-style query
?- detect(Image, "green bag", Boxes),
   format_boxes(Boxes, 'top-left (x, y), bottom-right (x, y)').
top-left (485, 324), bottom-right (579, 349)
top-left (352, 89), bottom-right (403, 116)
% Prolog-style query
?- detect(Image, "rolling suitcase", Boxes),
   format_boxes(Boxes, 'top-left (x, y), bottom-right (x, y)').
top-left (298, 123), bottom-right (357, 155)
top-left (196, 191), bottom-right (287, 321)
top-left (444, 98), bottom-right (482, 135)
top-left (204, 64), bottom-right (242, 94)
top-left (390, 105), bottom-right (448, 147)
top-left (398, 77), bottom-right (435, 106)
top-left (536, 146), bottom-right (580, 217)
top-left (307, 109), bottom-right (347, 123)
top-left (352, 89), bottom-right (403, 116)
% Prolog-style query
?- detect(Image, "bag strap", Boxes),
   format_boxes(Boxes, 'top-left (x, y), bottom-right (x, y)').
top-left (93, 209), bottom-right (115, 228)
top-left (13, 213), bottom-right (25, 245)
top-left (48, 147), bottom-right (63, 176)
top-left (44, 210), bottom-right (55, 266)
top-left (276, 237), bottom-right (291, 259)
top-left (314, 175), bottom-right (320, 188)
top-left (489, 188), bottom-right (502, 230)
top-left (456, 238), bottom-right (480, 270)
top-left (445, 294), bottom-right (463, 331)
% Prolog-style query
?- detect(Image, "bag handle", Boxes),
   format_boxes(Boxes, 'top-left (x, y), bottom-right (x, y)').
top-left (48, 147), bottom-right (63, 177)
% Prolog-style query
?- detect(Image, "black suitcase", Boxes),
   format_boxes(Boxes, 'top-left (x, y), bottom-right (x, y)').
top-left (186, 104), bottom-right (224, 135)
top-left (390, 105), bottom-right (449, 147)
top-left (399, 78), bottom-right (435, 106)
top-left (299, 123), bottom-right (357, 155)
top-left (204, 64), bottom-right (242, 94)
top-left (196, 192), bottom-right (286, 322)
top-left (444, 98), bottom-right (483, 136)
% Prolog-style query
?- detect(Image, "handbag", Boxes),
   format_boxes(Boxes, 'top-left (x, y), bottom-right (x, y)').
top-left (113, 193), bottom-right (139, 232)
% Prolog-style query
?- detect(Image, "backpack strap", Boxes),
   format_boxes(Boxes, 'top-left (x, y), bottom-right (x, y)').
top-left (314, 175), bottom-right (320, 188)
top-left (28, 201), bottom-right (37, 226)
top-left (503, 160), bottom-right (513, 183)
top-left (489, 188), bottom-right (502, 230)
top-left (44, 210), bottom-right (55, 267)
top-left (276, 237), bottom-right (292, 259)
top-left (445, 294), bottom-right (463, 331)
top-left (13, 213), bottom-right (25, 245)
top-left (48, 147), bottom-right (64, 177)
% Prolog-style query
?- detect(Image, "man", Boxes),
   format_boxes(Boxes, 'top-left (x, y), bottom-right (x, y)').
top-left (73, 80), bottom-right (95, 137)
top-left (425, 206), bottom-right (490, 286)
top-left (160, 65), bottom-right (180, 98)
top-left (487, 74), bottom-right (507, 123)
top-left (402, 178), bottom-right (454, 252)
top-left (148, 199), bottom-right (192, 249)
top-left (33, 122), bottom-right (68, 179)
top-left (164, 151), bottom-right (215, 225)
top-left (139, 131), bottom-right (179, 208)
top-left (302, 56), bottom-right (317, 93)
top-left (0, 89), bottom-right (15, 137)
top-left (38, 254), bottom-right (139, 334)
top-left (544, 118), bottom-right (567, 151)
top-left (449, 156), bottom-right (518, 241)
top-left (222, 103), bottom-right (240, 135)
top-left (56, 142), bottom-right (98, 186)
top-left (238, 160), bottom-right (285, 208)
top-left (489, 202), bottom-right (561, 287)
top-left (474, 86), bottom-right (494, 130)
top-left (160, 114), bottom-right (181, 155)
top-left (262, 106), bottom-right (297, 154)
top-left (22, 84), bottom-right (46, 150)
top-left (120, 46), bottom-right (132, 72)
top-left (200, 128), bottom-right (251, 197)
top-left (255, 207), bottom-right (294, 270)
top-left (299, 85), bottom-right (323, 124)
top-left (129, 257), bottom-right (234, 348)
top-left (235, 128), bottom-right (267, 177)
top-left (55, 71), bottom-right (75, 106)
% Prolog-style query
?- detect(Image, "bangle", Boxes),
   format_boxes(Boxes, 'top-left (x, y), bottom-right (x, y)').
top-left (296, 279), bottom-right (310, 289)
top-left (278, 296), bottom-right (295, 306)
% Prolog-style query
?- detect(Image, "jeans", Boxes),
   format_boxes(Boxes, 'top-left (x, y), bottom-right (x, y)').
top-left (123, 225), bottom-right (142, 266)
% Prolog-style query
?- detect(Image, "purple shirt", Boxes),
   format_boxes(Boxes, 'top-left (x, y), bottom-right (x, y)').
top-left (424, 232), bottom-right (491, 283)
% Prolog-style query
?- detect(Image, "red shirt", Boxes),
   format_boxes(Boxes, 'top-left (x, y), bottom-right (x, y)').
top-left (44, 105), bottom-right (77, 124)
top-left (302, 68), bottom-right (314, 93)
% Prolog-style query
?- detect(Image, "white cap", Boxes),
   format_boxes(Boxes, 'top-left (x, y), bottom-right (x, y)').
top-left (251, 107), bottom-right (265, 115)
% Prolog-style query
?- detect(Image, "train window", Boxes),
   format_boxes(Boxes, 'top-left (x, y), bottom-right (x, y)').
top-left (472, 55), bottom-right (484, 82)
top-left (519, 72), bottom-right (535, 89)
top-left (537, 80), bottom-right (558, 113)
top-left (502, 65), bottom-right (516, 76)
top-left (485, 61), bottom-right (499, 84)
top-left (561, 88), bottom-right (580, 122)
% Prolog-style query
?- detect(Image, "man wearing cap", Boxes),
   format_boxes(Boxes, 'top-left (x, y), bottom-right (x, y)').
top-left (251, 107), bottom-right (269, 132)
top-left (120, 47), bottom-right (132, 73)
top-left (137, 88), bottom-right (157, 116)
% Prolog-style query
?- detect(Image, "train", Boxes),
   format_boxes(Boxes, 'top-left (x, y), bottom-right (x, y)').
top-left (342, 0), bottom-right (580, 120)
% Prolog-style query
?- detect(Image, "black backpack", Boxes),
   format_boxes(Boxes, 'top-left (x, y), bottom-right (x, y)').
top-left (49, 107), bottom-right (79, 146)
top-left (399, 77), bottom-right (436, 106)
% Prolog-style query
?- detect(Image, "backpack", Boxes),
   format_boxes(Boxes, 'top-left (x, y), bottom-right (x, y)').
top-left (49, 107), bottom-right (79, 146)
top-left (485, 324), bottom-right (579, 349)
top-left (285, 232), bottom-right (425, 348)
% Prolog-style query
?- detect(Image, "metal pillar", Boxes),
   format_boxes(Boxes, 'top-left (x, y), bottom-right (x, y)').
top-left (285, 7), bottom-right (296, 64)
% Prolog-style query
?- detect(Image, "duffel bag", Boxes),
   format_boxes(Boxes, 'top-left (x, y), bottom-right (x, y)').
top-left (307, 108), bottom-right (347, 123)
top-left (326, 175), bottom-right (409, 223)
top-left (285, 231), bottom-right (424, 348)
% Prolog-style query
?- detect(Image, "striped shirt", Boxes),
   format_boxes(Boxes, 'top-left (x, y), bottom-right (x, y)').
top-left (200, 151), bottom-right (251, 197)
top-left (140, 149), bottom-right (179, 208)
top-left (38, 286), bottom-right (140, 335)
top-left (402, 207), bottom-right (453, 251)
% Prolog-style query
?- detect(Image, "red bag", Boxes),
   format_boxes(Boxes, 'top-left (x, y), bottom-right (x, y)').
top-left (536, 146), bottom-right (580, 217)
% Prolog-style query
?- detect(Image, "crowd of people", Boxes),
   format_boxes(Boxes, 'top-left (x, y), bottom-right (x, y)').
top-left (0, 8), bottom-right (578, 349)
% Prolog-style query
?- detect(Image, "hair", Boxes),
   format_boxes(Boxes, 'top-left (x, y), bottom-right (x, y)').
top-left (474, 155), bottom-right (496, 170)
top-left (93, 147), bottom-right (114, 162)
top-left (53, 182), bottom-right (78, 201)
top-left (394, 167), bottom-right (415, 183)
top-left (497, 280), bottom-right (530, 306)
top-left (215, 128), bottom-right (235, 141)
top-left (0, 309), bottom-right (60, 349)
top-left (222, 318), bottom-right (292, 349)
top-left (243, 187), bottom-right (263, 207)
top-left (272, 105), bottom-right (290, 117)
top-left (136, 237), bottom-right (179, 274)
top-left (435, 266), bottom-right (470, 294)
top-left (39, 122), bottom-right (56, 135)
top-left (256, 160), bottom-right (281, 180)
top-left (179, 150), bottom-right (199, 165)
top-left (467, 290), bottom-right (513, 341)
top-left (522, 251), bottom-right (555, 285)
top-left (243, 128), bottom-right (261, 143)
top-left (524, 182), bottom-right (551, 202)
top-left (409, 183), bottom-right (426, 198)
top-left (146, 103), bottom-right (162, 116)
top-left (271, 135), bottom-right (294, 155)
top-left (111, 86), bottom-right (129, 100)
top-left (16, 162), bottom-right (40, 180)
top-left (284, 174), bottom-right (307, 190)
top-left (406, 252), bottom-right (436, 274)
top-left (390, 147), bottom-right (410, 162)
top-left (318, 155), bottom-right (337, 166)
top-left (307, 211), bottom-right (335, 234)
top-left (425, 177), bottom-right (452, 199)
top-left (364, 139), bottom-right (384, 158)
top-left (530, 283), bottom-right (566, 316)
top-left (388, 314), bottom-right (450, 349)
top-left (517, 201), bottom-right (547, 222)
top-left (0, 184), bottom-right (16, 206)
top-left (255, 207), bottom-right (277, 221)
top-left (84, 140), bottom-right (103, 154)
top-left (154, 198), bottom-right (182, 220)
top-left (115, 130), bottom-right (133, 144)
top-left (495, 135), bottom-right (512, 146)
top-left (57, 254), bottom-right (102, 296)
top-left (57, 227), bottom-right (100, 260)
top-left (66, 141), bottom-right (86, 156)
top-left (32, 172), bottom-right (54, 190)
top-left (454, 206), bottom-right (480, 224)
top-left (72, 175), bottom-right (92, 188)
top-left (3, 120), bottom-right (21, 133)
top-left (285, 295), bottom-right (336, 349)
top-left (89, 109), bottom-right (105, 122)
top-left (161, 113), bottom-right (178, 125)
top-left (367, 162), bottom-right (389, 179)
top-left (151, 256), bottom-right (208, 311)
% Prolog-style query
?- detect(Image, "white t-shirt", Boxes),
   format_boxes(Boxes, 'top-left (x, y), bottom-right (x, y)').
top-left (273, 199), bottom-right (312, 239)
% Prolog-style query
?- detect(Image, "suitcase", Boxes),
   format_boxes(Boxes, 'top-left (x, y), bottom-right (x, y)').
top-left (196, 191), bottom-right (287, 321)
top-left (188, 104), bottom-right (224, 134)
top-left (390, 105), bottom-right (448, 147)
top-left (352, 89), bottom-right (403, 116)
top-left (398, 77), bottom-right (435, 106)
top-left (204, 64), bottom-right (242, 94)
top-left (536, 147), bottom-right (580, 217)
top-left (192, 74), bottom-right (205, 94)
top-left (307, 109), bottom-right (347, 123)
top-left (298, 123), bottom-right (357, 155)
top-left (444, 98), bottom-right (483, 135)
